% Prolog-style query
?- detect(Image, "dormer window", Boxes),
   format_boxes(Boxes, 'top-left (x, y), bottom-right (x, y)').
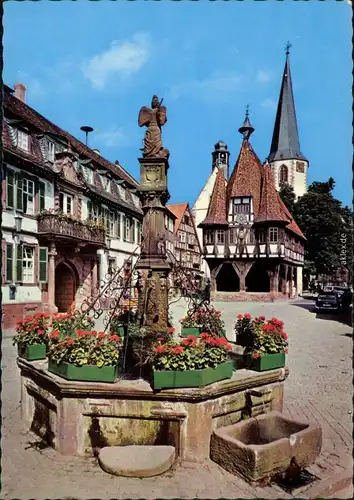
top-left (18, 130), bottom-right (29, 151)
top-left (232, 197), bottom-right (251, 223)
top-left (47, 141), bottom-right (55, 162)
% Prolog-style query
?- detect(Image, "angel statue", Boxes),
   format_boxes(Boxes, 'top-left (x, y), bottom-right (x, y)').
top-left (138, 95), bottom-right (169, 159)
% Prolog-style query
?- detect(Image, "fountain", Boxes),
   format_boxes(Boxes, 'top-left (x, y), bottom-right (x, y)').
top-left (17, 96), bottom-right (321, 481)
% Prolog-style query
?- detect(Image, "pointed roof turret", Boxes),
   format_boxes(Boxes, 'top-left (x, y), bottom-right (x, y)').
top-left (238, 105), bottom-right (254, 140)
top-left (254, 164), bottom-right (290, 224)
top-left (227, 138), bottom-right (263, 216)
top-left (268, 43), bottom-right (307, 162)
top-left (199, 167), bottom-right (228, 227)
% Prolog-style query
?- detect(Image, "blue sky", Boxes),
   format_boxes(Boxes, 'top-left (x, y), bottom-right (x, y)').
top-left (4, 0), bottom-right (352, 207)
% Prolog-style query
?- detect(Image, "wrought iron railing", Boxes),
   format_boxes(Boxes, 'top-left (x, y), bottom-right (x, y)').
top-left (37, 214), bottom-right (105, 244)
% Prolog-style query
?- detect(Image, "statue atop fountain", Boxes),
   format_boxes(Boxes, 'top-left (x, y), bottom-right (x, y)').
top-left (136, 96), bottom-right (171, 334)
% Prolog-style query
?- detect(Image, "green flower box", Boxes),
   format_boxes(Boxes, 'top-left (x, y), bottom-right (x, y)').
top-left (48, 359), bottom-right (118, 383)
top-left (17, 343), bottom-right (47, 361)
top-left (117, 326), bottom-right (125, 337)
top-left (180, 327), bottom-right (201, 337)
top-left (153, 361), bottom-right (234, 390)
top-left (247, 352), bottom-right (286, 372)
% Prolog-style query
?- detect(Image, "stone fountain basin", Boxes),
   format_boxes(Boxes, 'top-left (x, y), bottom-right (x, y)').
top-left (210, 411), bottom-right (322, 482)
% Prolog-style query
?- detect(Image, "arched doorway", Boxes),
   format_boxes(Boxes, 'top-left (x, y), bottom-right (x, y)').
top-left (216, 263), bottom-right (240, 292)
top-left (55, 262), bottom-right (78, 312)
top-left (246, 262), bottom-right (270, 292)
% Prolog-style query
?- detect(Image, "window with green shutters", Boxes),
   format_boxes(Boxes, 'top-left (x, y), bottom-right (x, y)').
top-left (16, 172), bottom-right (23, 211)
top-left (16, 244), bottom-right (23, 282)
top-left (117, 213), bottom-right (121, 239)
top-left (6, 243), bottom-right (13, 282)
top-left (6, 169), bottom-right (15, 209)
top-left (39, 182), bottom-right (46, 211)
top-left (131, 219), bottom-right (136, 244)
top-left (39, 247), bottom-right (48, 283)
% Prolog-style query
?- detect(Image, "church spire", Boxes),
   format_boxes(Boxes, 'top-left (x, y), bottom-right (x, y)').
top-left (268, 43), bottom-right (307, 162)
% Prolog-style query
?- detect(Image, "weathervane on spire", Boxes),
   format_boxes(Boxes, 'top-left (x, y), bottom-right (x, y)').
top-left (285, 41), bottom-right (292, 55)
top-left (245, 104), bottom-right (250, 118)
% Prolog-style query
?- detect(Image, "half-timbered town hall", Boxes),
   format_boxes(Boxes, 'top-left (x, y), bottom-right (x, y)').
top-left (197, 49), bottom-right (306, 300)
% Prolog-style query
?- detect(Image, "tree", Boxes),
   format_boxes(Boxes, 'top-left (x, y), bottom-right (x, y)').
top-left (295, 178), bottom-right (350, 279)
top-left (279, 182), bottom-right (296, 214)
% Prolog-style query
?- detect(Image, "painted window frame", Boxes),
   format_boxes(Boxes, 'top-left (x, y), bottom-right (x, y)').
top-left (269, 227), bottom-right (279, 243)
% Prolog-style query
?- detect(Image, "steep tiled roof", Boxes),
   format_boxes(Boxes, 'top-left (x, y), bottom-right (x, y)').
top-left (199, 167), bottom-right (228, 226)
top-left (167, 203), bottom-right (188, 232)
top-left (3, 87), bottom-right (139, 188)
top-left (227, 139), bottom-right (263, 216)
top-left (279, 198), bottom-right (306, 240)
top-left (254, 164), bottom-right (290, 224)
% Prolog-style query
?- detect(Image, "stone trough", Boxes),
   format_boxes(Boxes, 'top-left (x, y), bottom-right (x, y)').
top-left (17, 357), bottom-right (288, 463)
top-left (210, 411), bottom-right (322, 482)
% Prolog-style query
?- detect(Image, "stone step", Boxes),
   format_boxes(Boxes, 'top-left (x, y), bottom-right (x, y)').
top-left (98, 445), bottom-right (176, 478)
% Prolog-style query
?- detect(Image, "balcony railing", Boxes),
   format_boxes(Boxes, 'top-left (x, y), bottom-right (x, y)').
top-left (37, 214), bottom-right (106, 245)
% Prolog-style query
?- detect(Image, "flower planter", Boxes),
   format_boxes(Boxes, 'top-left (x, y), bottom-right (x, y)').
top-left (247, 352), bottom-right (286, 372)
top-left (180, 327), bottom-right (200, 337)
top-left (17, 343), bottom-right (47, 361)
top-left (153, 361), bottom-right (233, 390)
top-left (48, 359), bottom-right (118, 383)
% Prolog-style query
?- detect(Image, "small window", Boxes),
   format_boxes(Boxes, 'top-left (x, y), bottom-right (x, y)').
top-left (296, 162), bottom-right (305, 173)
top-left (47, 142), bottom-right (55, 162)
top-left (179, 232), bottom-right (186, 243)
top-left (232, 197), bottom-right (251, 220)
top-left (22, 246), bottom-right (34, 283)
top-left (269, 227), bottom-right (279, 243)
top-left (108, 257), bottom-right (116, 275)
top-left (18, 130), bottom-right (29, 151)
top-left (131, 219), bottom-right (136, 244)
top-left (248, 229), bottom-right (255, 244)
top-left (229, 228), bottom-right (234, 244)
top-left (39, 182), bottom-right (46, 212)
top-left (6, 169), bottom-right (15, 209)
top-left (123, 216), bottom-right (131, 242)
top-left (258, 228), bottom-right (266, 244)
top-left (279, 165), bottom-right (288, 183)
top-left (216, 230), bottom-right (224, 244)
top-left (117, 213), bottom-right (121, 239)
top-left (205, 230), bottom-right (214, 244)
top-left (136, 221), bottom-right (142, 244)
top-left (23, 179), bottom-right (35, 215)
top-left (59, 193), bottom-right (73, 214)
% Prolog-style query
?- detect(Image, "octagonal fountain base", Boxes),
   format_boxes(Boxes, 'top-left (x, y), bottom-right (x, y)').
top-left (18, 357), bottom-right (288, 463)
top-left (210, 411), bottom-right (322, 482)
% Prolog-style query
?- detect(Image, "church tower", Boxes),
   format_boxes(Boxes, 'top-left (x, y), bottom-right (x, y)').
top-left (268, 44), bottom-right (308, 200)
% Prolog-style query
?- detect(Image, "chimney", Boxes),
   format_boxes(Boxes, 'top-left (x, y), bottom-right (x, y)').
top-left (14, 83), bottom-right (27, 103)
top-left (93, 149), bottom-right (100, 156)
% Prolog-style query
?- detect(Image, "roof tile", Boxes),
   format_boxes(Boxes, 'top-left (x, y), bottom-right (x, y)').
top-left (227, 139), bottom-right (263, 216)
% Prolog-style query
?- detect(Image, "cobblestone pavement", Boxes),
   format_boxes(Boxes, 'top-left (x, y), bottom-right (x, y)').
top-left (2, 299), bottom-right (352, 499)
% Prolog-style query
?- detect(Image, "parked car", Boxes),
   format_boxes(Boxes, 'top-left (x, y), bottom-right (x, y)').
top-left (333, 287), bottom-right (353, 311)
top-left (315, 292), bottom-right (341, 312)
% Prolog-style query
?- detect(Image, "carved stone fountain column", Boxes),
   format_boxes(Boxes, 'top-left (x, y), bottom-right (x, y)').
top-left (136, 157), bottom-right (170, 333)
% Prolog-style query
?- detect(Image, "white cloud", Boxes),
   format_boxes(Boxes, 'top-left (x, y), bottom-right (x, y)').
top-left (95, 126), bottom-right (127, 148)
top-left (169, 71), bottom-right (244, 101)
top-left (82, 33), bottom-right (151, 89)
top-left (257, 70), bottom-right (272, 84)
top-left (261, 98), bottom-right (277, 109)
